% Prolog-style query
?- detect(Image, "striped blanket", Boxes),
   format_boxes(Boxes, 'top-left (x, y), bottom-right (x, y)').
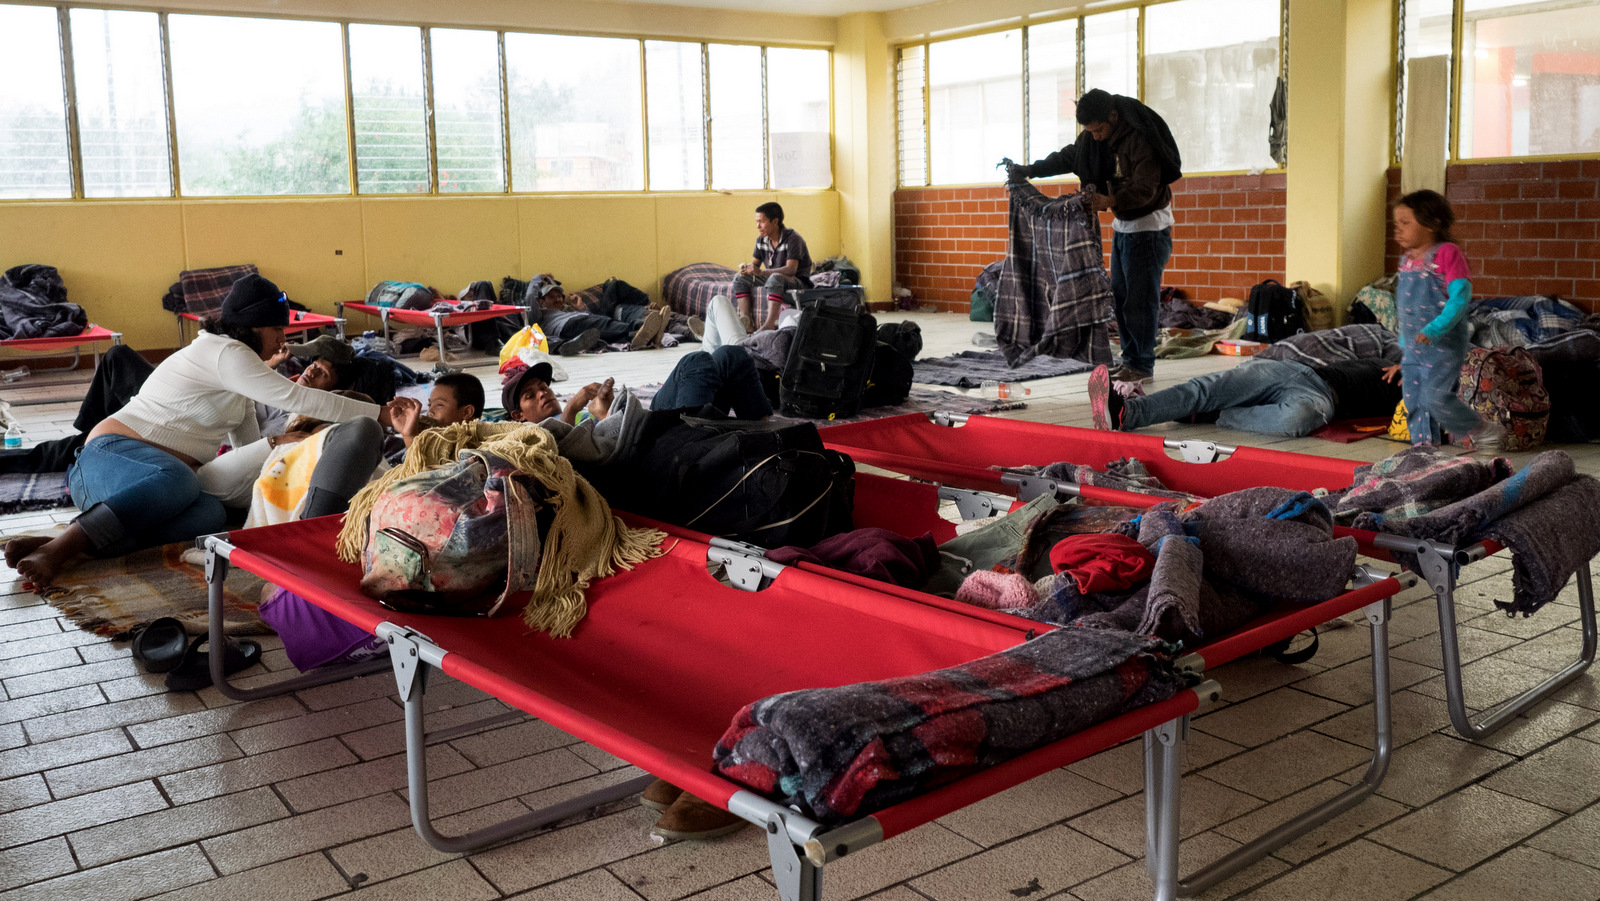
top-left (662, 262), bottom-right (737, 318)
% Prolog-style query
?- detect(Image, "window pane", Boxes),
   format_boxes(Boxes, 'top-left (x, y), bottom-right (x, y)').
top-left (430, 28), bottom-right (504, 193)
top-left (767, 47), bottom-right (830, 189)
top-left (1460, 0), bottom-right (1600, 158)
top-left (170, 15), bottom-right (348, 196)
top-left (1027, 19), bottom-right (1078, 163)
top-left (1145, 0), bottom-right (1279, 173)
top-left (897, 45), bottom-right (927, 186)
top-left (646, 40), bottom-right (705, 191)
top-left (70, 9), bottom-right (171, 198)
top-left (709, 43), bottom-right (763, 190)
top-left (1399, 0), bottom-right (1454, 161)
top-left (1084, 9), bottom-right (1139, 98)
top-left (349, 24), bottom-right (427, 194)
top-left (929, 30), bottom-right (1021, 185)
top-left (507, 33), bottom-right (642, 192)
top-left (0, 4), bottom-right (71, 199)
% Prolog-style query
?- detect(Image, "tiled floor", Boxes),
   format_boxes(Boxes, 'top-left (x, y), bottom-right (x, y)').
top-left (2, 313), bottom-right (1598, 900)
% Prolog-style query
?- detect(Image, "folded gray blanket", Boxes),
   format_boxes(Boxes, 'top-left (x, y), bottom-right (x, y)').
top-left (1181, 487), bottom-right (1357, 605)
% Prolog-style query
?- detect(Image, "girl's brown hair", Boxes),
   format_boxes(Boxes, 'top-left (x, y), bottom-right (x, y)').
top-left (1396, 188), bottom-right (1459, 249)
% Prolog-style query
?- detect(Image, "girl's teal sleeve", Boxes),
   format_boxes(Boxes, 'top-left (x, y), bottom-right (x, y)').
top-left (1422, 278), bottom-right (1472, 341)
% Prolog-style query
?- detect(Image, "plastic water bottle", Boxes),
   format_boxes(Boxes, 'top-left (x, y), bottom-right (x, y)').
top-left (4, 422), bottom-right (21, 449)
top-left (979, 379), bottom-right (999, 399)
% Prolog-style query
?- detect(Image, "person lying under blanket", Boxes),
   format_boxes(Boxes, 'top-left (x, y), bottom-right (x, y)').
top-left (523, 278), bottom-right (672, 355)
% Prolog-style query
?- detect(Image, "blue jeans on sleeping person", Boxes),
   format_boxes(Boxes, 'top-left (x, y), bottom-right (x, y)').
top-left (1120, 358), bottom-right (1337, 438)
top-left (653, 345), bottom-right (774, 420)
top-left (67, 434), bottom-right (228, 557)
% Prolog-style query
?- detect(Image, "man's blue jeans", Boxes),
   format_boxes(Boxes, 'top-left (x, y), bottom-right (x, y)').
top-left (653, 345), bottom-right (773, 419)
top-left (1110, 227), bottom-right (1172, 375)
top-left (68, 434), bottom-right (228, 556)
top-left (1121, 359), bottom-right (1337, 437)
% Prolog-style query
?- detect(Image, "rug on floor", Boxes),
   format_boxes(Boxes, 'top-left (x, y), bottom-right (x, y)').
top-left (1309, 416), bottom-right (1393, 444)
top-left (2, 532), bottom-right (270, 638)
top-left (912, 350), bottom-right (1093, 388)
top-left (0, 471), bottom-right (71, 515)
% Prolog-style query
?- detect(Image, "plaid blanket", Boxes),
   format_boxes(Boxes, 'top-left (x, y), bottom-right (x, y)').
top-left (1468, 295), bottom-right (1586, 348)
top-left (712, 627), bottom-right (1184, 823)
top-left (177, 264), bottom-right (258, 318)
top-left (0, 472), bottom-right (71, 514)
top-left (1255, 324), bottom-right (1401, 367)
top-left (995, 183), bottom-right (1113, 368)
top-left (662, 262), bottom-right (737, 318)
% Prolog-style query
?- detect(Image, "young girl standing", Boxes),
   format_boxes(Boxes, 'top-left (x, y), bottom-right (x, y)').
top-left (1393, 189), bottom-right (1483, 447)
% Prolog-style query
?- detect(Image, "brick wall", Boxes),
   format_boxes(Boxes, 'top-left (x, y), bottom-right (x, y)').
top-left (893, 172), bottom-right (1287, 313)
top-left (1387, 160), bottom-right (1600, 314)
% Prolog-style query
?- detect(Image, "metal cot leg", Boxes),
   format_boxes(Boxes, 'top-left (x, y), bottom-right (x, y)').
top-left (1145, 717), bottom-right (1186, 901)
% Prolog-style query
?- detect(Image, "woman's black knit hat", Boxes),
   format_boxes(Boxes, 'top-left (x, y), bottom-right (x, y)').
top-left (221, 274), bottom-right (291, 328)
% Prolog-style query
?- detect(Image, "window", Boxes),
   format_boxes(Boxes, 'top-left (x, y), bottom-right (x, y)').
top-left (766, 47), bottom-right (831, 189)
top-left (645, 40), bottom-right (706, 191)
top-left (1027, 19), bottom-right (1079, 163)
top-left (70, 9), bottom-right (171, 198)
top-left (169, 15), bottom-right (348, 196)
top-left (0, 4), bottom-right (72, 199)
top-left (1459, 0), bottom-right (1600, 158)
top-left (929, 30), bottom-right (1021, 185)
top-left (897, 45), bottom-right (927, 186)
top-left (1145, 0), bottom-right (1279, 173)
top-left (507, 33), bottom-right (643, 192)
top-left (430, 28), bottom-right (504, 193)
top-left (348, 24), bottom-right (427, 194)
top-left (709, 43), bottom-right (764, 190)
top-left (1084, 9), bottom-right (1139, 98)
top-left (1397, 0), bottom-right (1454, 161)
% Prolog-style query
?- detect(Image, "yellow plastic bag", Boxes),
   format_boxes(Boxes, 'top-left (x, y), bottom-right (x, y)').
top-left (1388, 400), bottom-right (1410, 442)
top-left (499, 324), bottom-right (547, 366)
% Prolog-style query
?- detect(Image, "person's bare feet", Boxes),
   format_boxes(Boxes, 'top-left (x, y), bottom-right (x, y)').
top-left (4, 535), bottom-right (51, 569)
top-left (14, 539), bottom-right (78, 588)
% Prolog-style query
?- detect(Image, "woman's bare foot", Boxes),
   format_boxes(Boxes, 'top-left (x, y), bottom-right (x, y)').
top-left (4, 535), bottom-right (51, 569)
top-left (9, 525), bottom-right (91, 588)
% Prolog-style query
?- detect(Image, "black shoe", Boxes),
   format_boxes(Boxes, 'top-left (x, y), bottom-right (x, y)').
top-left (557, 328), bottom-right (601, 357)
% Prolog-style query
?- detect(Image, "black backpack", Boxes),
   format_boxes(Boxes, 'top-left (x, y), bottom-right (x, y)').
top-left (780, 288), bottom-right (878, 419)
top-left (862, 343), bottom-right (914, 409)
top-left (1242, 280), bottom-right (1307, 343)
top-left (622, 411), bottom-right (855, 549)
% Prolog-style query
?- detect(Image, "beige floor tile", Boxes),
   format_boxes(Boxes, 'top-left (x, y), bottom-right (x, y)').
top-left (1238, 839), bottom-right (1448, 901)
top-left (910, 825), bottom-right (1127, 901)
top-left (0, 780), bottom-right (167, 850)
top-left (100, 670), bottom-right (183, 702)
top-left (0, 648), bottom-right (85, 680)
top-left (1070, 831), bottom-right (1289, 901)
top-left (21, 690), bottom-right (205, 743)
top-left (277, 671), bottom-right (399, 712)
top-left (276, 743), bottom-right (475, 813)
top-left (202, 791), bottom-right (412, 875)
top-left (1204, 656), bottom-right (1320, 704)
top-left (0, 772), bottom-right (50, 815)
top-left (1292, 656), bottom-right (1439, 707)
top-left (1370, 785), bottom-right (1561, 871)
top-left (608, 822), bottom-right (772, 901)
top-left (1411, 655), bottom-right (1569, 711)
top-left (1202, 731), bottom-right (1374, 801)
top-left (471, 807), bottom-right (664, 894)
top-left (1069, 776), bottom-right (1263, 857)
top-left (0, 844), bottom-right (215, 901)
top-left (0, 721), bottom-right (22, 750)
top-left (1466, 603), bottom-right (1581, 639)
top-left (347, 858), bottom-right (501, 901)
top-left (935, 768), bottom-right (1123, 847)
top-left (1385, 601), bottom-right (1447, 642)
top-left (0, 617), bottom-right (69, 645)
top-left (1291, 619), bottom-right (1379, 671)
top-left (68, 785), bottom-right (288, 868)
top-left (0, 837), bottom-right (77, 892)
top-left (517, 765), bottom-right (651, 812)
top-left (403, 746), bottom-right (597, 818)
top-left (1479, 737), bottom-right (1600, 813)
top-left (1192, 687), bottom-right (1350, 748)
top-left (1311, 688), bottom-right (1453, 751)
top-left (0, 683), bottom-right (104, 726)
top-left (331, 799), bottom-right (528, 884)
top-left (125, 694), bottom-right (305, 748)
top-left (1067, 730), bottom-right (1242, 796)
top-left (1466, 699), bottom-right (1600, 757)
top-left (344, 699), bottom-right (520, 761)
top-left (1374, 733), bottom-right (1515, 808)
top-left (571, 742), bottom-right (631, 772)
top-left (677, 874), bottom-right (773, 900)
top-left (1220, 779), bottom-right (1410, 865)
top-left (228, 695), bottom-right (400, 754)
top-left (144, 854), bottom-right (353, 901)
top-left (508, 868), bottom-right (648, 900)
top-left (806, 822), bottom-right (979, 901)
top-left (1391, 626), bottom-right (1523, 669)
top-left (1417, 847), bottom-right (1600, 901)
top-left (44, 732), bottom-right (243, 798)
top-left (158, 736), bottom-right (357, 806)
top-left (0, 603), bottom-right (64, 628)
top-left (1, 656), bottom-right (146, 698)
top-left (1551, 675), bottom-right (1600, 712)
top-left (1527, 802), bottom-right (1600, 869)
top-left (0, 725), bottom-right (131, 779)
top-left (1493, 627), bottom-right (1597, 673)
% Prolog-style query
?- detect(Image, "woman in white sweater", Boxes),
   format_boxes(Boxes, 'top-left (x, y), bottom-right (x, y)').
top-left (7, 275), bottom-right (395, 587)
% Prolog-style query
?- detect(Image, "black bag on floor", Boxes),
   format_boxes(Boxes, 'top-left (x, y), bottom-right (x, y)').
top-left (624, 411), bottom-right (855, 549)
top-left (862, 343), bottom-right (914, 408)
top-left (1242, 280), bottom-right (1307, 343)
top-left (781, 289), bottom-right (877, 419)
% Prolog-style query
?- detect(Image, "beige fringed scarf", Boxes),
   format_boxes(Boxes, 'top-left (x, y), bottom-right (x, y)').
top-left (336, 421), bottom-right (664, 637)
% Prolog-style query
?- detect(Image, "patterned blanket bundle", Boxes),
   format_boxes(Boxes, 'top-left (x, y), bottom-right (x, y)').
top-left (711, 627), bottom-right (1185, 824)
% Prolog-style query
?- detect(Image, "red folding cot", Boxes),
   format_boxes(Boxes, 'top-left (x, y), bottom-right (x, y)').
top-left (177, 308), bottom-right (343, 346)
top-left (338, 302), bottom-right (529, 373)
top-left (0, 324), bottom-right (122, 373)
top-left (820, 412), bottom-right (1598, 740)
top-left (200, 480), bottom-right (1412, 900)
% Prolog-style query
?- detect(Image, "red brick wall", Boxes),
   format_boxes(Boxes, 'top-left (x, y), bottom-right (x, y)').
top-left (893, 173), bottom-right (1287, 313)
top-left (1386, 160), bottom-right (1600, 314)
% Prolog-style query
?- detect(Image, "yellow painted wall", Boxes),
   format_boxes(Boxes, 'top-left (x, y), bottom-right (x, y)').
top-left (0, 192), bottom-right (838, 351)
top-left (834, 12), bottom-right (899, 305)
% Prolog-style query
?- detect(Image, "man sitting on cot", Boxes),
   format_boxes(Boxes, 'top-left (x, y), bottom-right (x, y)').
top-left (730, 201), bottom-right (813, 333)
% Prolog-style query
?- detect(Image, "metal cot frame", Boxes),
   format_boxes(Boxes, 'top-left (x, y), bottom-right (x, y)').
top-left (337, 302), bottom-right (529, 373)
top-left (175, 310), bottom-right (344, 347)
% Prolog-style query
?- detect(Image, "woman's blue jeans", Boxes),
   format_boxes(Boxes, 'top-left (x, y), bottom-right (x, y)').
top-left (68, 434), bottom-right (227, 557)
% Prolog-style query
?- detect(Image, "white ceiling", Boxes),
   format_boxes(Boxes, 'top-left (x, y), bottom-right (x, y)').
top-left (599, 0), bottom-right (918, 15)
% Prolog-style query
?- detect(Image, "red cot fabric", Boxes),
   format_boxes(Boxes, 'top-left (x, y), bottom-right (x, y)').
top-left (224, 515), bottom-right (1035, 812)
top-left (180, 310), bottom-right (337, 336)
top-left (0, 324), bottom-right (118, 350)
top-left (343, 302), bottom-right (525, 328)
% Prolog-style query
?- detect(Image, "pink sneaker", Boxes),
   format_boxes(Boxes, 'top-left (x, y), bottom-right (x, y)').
top-left (1088, 365), bottom-right (1113, 431)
